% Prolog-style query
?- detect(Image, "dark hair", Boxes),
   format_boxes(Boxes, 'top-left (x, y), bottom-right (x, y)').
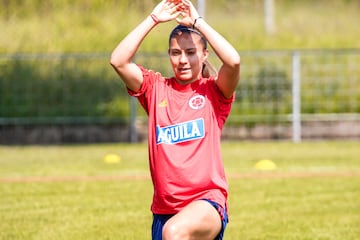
top-left (169, 25), bottom-right (207, 49)
top-left (169, 25), bottom-right (217, 77)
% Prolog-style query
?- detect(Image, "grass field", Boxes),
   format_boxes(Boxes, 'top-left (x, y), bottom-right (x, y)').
top-left (1, 141), bottom-right (359, 239)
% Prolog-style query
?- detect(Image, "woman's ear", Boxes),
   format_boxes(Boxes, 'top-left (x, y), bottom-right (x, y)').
top-left (203, 49), bottom-right (209, 60)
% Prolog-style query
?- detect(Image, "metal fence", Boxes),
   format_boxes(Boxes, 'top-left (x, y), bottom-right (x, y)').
top-left (229, 49), bottom-right (360, 141)
top-left (0, 49), bottom-right (359, 143)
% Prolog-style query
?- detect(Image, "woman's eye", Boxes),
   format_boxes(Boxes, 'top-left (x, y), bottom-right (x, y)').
top-left (170, 51), bottom-right (181, 56)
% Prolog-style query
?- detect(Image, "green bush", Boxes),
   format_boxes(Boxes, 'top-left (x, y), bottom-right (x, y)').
top-left (0, 0), bottom-right (359, 123)
top-left (0, 56), bottom-right (129, 121)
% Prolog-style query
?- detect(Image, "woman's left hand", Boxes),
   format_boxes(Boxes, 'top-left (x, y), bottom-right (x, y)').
top-left (176, 0), bottom-right (200, 27)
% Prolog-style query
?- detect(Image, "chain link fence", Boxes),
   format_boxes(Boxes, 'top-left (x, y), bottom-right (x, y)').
top-left (227, 49), bottom-right (360, 141)
top-left (0, 49), bottom-right (359, 143)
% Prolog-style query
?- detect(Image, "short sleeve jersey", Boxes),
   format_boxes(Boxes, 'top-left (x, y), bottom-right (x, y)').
top-left (128, 65), bottom-right (234, 214)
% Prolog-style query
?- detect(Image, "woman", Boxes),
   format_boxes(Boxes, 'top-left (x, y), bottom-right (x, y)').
top-left (110, 0), bottom-right (240, 239)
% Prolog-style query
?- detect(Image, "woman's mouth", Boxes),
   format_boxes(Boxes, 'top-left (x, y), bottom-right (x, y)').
top-left (178, 67), bottom-right (191, 73)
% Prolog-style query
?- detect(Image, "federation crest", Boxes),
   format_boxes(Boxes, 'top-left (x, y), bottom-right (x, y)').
top-left (189, 95), bottom-right (206, 110)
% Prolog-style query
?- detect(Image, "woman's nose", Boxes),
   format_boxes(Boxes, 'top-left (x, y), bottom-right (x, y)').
top-left (179, 52), bottom-right (187, 63)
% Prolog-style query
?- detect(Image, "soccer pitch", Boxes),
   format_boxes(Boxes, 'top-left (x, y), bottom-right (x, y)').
top-left (0, 141), bottom-right (359, 239)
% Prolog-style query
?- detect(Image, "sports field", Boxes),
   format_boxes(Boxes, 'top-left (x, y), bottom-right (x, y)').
top-left (1, 141), bottom-right (359, 239)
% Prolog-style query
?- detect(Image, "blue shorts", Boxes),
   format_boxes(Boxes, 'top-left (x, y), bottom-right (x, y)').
top-left (151, 199), bottom-right (228, 240)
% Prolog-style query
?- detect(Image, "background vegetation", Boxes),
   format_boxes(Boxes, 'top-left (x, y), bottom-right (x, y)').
top-left (1, 0), bottom-right (360, 53)
top-left (1, 0), bottom-right (359, 123)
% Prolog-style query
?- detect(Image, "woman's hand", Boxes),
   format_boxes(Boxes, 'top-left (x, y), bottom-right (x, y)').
top-left (175, 0), bottom-right (200, 27)
top-left (151, 0), bottom-right (184, 23)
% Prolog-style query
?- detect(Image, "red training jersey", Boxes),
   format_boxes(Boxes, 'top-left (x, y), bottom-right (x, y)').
top-left (128, 65), bottom-right (234, 214)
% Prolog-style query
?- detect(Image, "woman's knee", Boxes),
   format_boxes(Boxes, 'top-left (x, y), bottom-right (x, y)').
top-left (162, 220), bottom-right (189, 240)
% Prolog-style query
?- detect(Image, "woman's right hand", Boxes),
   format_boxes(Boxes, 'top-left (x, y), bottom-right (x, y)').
top-left (151, 0), bottom-right (183, 23)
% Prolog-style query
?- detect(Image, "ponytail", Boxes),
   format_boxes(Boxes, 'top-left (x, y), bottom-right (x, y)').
top-left (202, 60), bottom-right (217, 78)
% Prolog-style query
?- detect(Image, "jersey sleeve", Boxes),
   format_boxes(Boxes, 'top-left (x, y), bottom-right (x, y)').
top-left (209, 79), bottom-right (235, 128)
top-left (127, 65), bottom-right (162, 114)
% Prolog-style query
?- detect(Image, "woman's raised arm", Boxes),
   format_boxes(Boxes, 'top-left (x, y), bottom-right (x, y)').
top-left (110, 0), bottom-right (182, 92)
top-left (177, 0), bottom-right (240, 98)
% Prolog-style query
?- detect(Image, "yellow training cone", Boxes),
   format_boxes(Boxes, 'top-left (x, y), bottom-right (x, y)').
top-left (103, 153), bottom-right (121, 164)
top-left (255, 159), bottom-right (277, 171)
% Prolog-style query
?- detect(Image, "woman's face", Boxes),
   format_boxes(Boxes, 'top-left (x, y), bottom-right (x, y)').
top-left (168, 32), bottom-right (208, 84)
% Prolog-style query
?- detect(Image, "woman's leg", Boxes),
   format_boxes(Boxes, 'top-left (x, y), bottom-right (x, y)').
top-left (162, 200), bottom-right (223, 240)
top-left (152, 214), bottom-right (174, 240)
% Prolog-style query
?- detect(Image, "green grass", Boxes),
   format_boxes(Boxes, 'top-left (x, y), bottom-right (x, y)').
top-left (0, 141), bottom-right (359, 239)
